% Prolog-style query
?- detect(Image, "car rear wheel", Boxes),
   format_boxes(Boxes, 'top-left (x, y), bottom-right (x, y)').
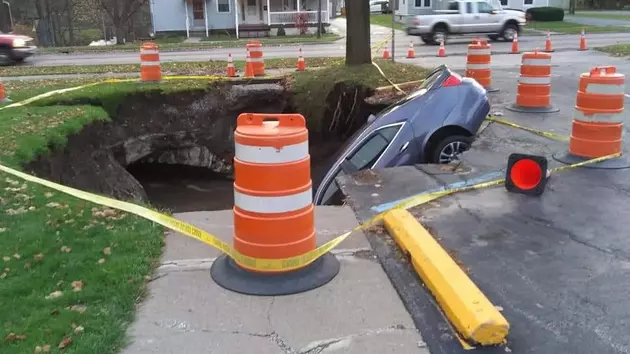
top-left (431, 27), bottom-right (448, 45)
top-left (430, 135), bottom-right (472, 164)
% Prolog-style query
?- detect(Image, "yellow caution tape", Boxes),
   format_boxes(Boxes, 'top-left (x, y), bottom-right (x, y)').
top-left (486, 116), bottom-right (570, 142)
top-left (0, 153), bottom-right (619, 272)
top-left (0, 82), bottom-right (104, 111)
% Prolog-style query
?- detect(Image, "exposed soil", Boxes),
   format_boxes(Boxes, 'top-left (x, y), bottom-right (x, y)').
top-left (24, 80), bottom-right (394, 211)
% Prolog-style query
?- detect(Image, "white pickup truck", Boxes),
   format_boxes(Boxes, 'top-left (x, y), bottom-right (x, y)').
top-left (405, 0), bottom-right (526, 45)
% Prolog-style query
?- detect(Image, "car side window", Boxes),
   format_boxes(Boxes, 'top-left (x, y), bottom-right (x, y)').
top-left (448, 2), bottom-right (458, 10)
top-left (320, 169), bottom-right (346, 205)
top-left (465, 2), bottom-right (473, 13)
top-left (347, 125), bottom-right (401, 170)
top-left (478, 2), bottom-right (494, 13)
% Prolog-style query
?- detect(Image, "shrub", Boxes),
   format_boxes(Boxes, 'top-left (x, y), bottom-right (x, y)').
top-left (526, 6), bottom-right (565, 22)
top-left (277, 25), bottom-right (286, 36)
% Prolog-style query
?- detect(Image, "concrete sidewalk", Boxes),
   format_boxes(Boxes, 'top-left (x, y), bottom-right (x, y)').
top-left (123, 206), bottom-right (429, 354)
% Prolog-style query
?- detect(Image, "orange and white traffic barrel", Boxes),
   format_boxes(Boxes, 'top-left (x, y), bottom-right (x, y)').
top-left (554, 66), bottom-right (628, 168)
top-left (506, 50), bottom-right (558, 113)
top-left (139, 42), bottom-right (162, 83)
top-left (210, 113), bottom-right (340, 296)
top-left (246, 40), bottom-right (265, 77)
top-left (465, 39), bottom-right (497, 92)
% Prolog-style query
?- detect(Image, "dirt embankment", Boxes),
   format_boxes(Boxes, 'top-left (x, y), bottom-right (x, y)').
top-left (25, 80), bottom-right (392, 202)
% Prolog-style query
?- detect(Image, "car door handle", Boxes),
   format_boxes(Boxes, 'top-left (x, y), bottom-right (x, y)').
top-left (399, 141), bottom-right (410, 154)
top-left (474, 15), bottom-right (480, 19)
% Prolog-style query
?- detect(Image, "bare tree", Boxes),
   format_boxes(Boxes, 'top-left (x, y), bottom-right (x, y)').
top-left (98, 0), bottom-right (148, 44)
top-left (345, 0), bottom-right (371, 66)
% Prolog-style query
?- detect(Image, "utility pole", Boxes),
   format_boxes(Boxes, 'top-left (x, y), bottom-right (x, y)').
top-left (390, 0), bottom-right (395, 62)
top-left (317, 0), bottom-right (322, 38)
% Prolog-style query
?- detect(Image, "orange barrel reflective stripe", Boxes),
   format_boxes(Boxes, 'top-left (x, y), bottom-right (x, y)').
top-left (246, 40), bottom-right (265, 77)
top-left (570, 66), bottom-right (624, 158)
top-left (232, 113), bottom-right (315, 271)
top-left (554, 66), bottom-right (628, 169)
top-left (506, 50), bottom-right (559, 113)
top-left (139, 42), bottom-right (162, 83)
top-left (465, 39), bottom-right (497, 92)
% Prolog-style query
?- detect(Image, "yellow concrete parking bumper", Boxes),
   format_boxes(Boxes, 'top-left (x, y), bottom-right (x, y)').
top-left (383, 209), bottom-right (509, 346)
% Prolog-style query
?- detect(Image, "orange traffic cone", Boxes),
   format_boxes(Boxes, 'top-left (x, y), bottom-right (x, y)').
top-left (226, 53), bottom-right (237, 77)
top-left (244, 49), bottom-right (255, 78)
top-left (545, 30), bottom-right (553, 52)
top-left (0, 81), bottom-right (10, 103)
top-left (407, 41), bottom-right (416, 58)
top-left (578, 28), bottom-right (588, 51)
top-left (383, 42), bottom-right (391, 59)
top-left (511, 32), bottom-right (519, 54)
top-left (296, 47), bottom-right (306, 71)
top-left (437, 40), bottom-right (446, 57)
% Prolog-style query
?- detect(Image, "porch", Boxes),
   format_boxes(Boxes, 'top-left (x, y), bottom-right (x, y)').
top-left (181, 0), bottom-right (330, 38)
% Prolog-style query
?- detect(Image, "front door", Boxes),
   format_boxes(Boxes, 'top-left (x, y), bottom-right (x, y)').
top-left (192, 0), bottom-right (205, 28)
top-left (245, 0), bottom-right (261, 23)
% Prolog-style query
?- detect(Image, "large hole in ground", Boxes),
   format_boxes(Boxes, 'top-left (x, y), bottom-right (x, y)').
top-left (26, 81), bottom-right (386, 212)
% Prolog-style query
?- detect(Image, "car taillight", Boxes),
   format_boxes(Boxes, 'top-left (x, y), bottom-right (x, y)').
top-left (412, 18), bottom-right (420, 25)
top-left (442, 74), bottom-right (462, 87)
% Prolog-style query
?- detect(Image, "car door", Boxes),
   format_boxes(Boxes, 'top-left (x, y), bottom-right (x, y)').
top-left (461, 2), bottom-right (480, 33)
top-left (476, 1), bottom-right (500, 32)
top-left (314, 123), bottom-right (404, 205)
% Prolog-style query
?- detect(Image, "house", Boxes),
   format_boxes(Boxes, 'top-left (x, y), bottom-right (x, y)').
top-left (149, 0), bottom-right (335, 38)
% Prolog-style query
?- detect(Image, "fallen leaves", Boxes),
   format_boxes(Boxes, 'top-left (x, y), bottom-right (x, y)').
top-left (58, 337), bottom-right (72, 349)
top-left (60, 246), bottom-right (72, 253)
top-left (71, 280), bottom-right (84, 292)
top-left (103, 247), bottom-right (112, 256)
top-left (98, 258), bottom-right (106, 264)
top-left (2, 256), bottom-right (10, 262)
top-left (45, 291), bottom-right (63, 300)
top-left (73, 326), bottom-right (84, 335)
top-left (69, 304), bottom-right (87, 313)
top-left (0, 227), bottom-right (6, 233)
top-left (34, 253), bottom-right (44, 262)
top-left (4, 332), bottom-right (27, 343)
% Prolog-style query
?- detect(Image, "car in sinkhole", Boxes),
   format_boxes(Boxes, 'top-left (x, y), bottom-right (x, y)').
top-left (313, 64), bottom-right (490, 206)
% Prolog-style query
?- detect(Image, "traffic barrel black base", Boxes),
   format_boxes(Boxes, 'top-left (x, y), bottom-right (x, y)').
top-left (210, 253), bottom-right (340, 296)
top-left (505, 103), bottom-right (559, 113)
top-left (553, 152), bottom-right (630, 170)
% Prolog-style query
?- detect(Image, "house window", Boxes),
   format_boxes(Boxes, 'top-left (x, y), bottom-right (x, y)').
top-left (414, 0), bottom-right (431, 7)
top-left (500, 0), bottom-right (508, 5)
top-left (193, 0), bottom-right (204, 20)
top-left (218, 0), bottom-right (230, 13)
top-left (524, 0), bottom-right (533, 4)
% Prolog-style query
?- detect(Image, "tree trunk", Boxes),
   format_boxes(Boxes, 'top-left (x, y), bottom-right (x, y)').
top-left (115, 22), bottom-right (126, 44)
top-left (345, 0), bottom-right (371, 66)
top-left (569, 0), bottom-right (576, 14)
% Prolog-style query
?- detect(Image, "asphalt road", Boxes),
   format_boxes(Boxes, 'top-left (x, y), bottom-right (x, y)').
top-left (25, 32), bottom-right (630, 67)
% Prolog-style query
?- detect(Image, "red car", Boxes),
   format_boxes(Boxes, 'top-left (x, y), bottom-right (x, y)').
top-left (0, 33), bottom-right (37, 64)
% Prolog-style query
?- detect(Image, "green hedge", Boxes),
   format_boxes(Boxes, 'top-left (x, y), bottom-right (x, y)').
top-left (526, 7), bottom-right (565, 22)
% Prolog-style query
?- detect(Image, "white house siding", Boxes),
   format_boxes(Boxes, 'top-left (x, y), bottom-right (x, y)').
top-left (151, 0), bottom-right (187, 31)
top-left (151, 0), bottom-right (236, 33)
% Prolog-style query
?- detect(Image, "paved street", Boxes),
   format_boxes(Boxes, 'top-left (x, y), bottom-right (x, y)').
top-left (25, 30), bottom-right (630, 67)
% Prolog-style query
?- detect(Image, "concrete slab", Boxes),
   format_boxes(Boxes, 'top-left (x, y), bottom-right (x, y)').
top-left (124, 206), bottom-right (428, 354)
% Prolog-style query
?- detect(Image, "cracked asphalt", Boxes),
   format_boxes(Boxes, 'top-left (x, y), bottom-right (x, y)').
top-left (123, 207), bottom-right (429, 354)
top-left (337, 49), bottom-right (630, 353)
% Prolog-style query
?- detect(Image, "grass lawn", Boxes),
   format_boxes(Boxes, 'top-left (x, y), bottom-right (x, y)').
top-left (370, 14), bottom-right (405, 31)
top-left (0, 59), bottom-right (428, 354)
top-left (0, 57), bottom-right (345, 77)
top-left (524, 20), bottom-right (630, 34)
top-left (594, 43), bottom-right (630, 56)
top-left (39, 34), bottom-right (341, 54)
top-left (571, 12), bottom-right (630, 21)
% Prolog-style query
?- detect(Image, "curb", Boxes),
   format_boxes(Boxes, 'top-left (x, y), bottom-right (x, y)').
top-left (382, 209), bottom-right (509, 346)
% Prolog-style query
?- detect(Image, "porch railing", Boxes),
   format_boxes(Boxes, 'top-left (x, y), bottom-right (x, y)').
top-left (268, 10), bottom-right (329, 25)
